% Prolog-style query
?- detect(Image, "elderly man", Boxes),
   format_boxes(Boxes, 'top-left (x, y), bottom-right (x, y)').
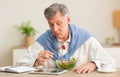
top-left (17, 3), bottom-right (116, 74)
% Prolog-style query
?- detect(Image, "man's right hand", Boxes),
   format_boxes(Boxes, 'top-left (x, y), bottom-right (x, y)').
top-left (34, 50), bottom-right (54, 66)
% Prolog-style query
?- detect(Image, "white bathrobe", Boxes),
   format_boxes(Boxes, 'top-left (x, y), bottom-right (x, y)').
top-left (16, 36), bottom-right (116, 72)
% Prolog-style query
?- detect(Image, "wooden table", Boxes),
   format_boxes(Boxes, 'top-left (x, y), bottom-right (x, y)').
top-left (0, 68), bottom-right (120, 77)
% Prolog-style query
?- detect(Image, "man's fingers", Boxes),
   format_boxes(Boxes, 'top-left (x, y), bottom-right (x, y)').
top-left (75, 62), bottom-right (96, 74)
top-left (39, 57), bottom-right (48, 61)
top-left (87, 69), bottom-right (93, 73)
top-left (81, 68), bottom-right (89, 74)
top-left (75, 66), bottom-right (84, 73)
top-left (46, 50), bottom-right (54, 55)
top-left (37, 57), bottom-right (49, 65)
top-left (38, 50), bottom-right (54, 65)
top-left (40, 50), bottom-right (54, 59)
top-left (46, 51), bottom-right (54, 58)
top-left (75, 67), bottom-right (89, 74)
top-left (44, 53), bottom-right (53, 59)
top-left (34, 50), bottom-right (54, 66)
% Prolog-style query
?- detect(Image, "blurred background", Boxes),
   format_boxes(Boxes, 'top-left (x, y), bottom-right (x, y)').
top-left (0, 0), bottom-right (120, 66)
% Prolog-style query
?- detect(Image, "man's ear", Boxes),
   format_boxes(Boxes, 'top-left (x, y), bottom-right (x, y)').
top-left (67, 16), bottom-right (70, 24)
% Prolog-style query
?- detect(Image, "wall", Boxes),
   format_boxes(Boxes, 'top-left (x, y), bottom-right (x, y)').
top-left (0, 0), bottom-right (120, 66)
top-left (0, 0), bottom-right (3, 65)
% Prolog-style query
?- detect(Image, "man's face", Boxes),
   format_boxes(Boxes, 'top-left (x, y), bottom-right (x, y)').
top-left (47, 11), bottom-right (70, 40)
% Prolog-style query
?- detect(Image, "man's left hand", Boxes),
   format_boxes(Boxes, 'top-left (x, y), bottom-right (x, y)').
top-left (74, 61), bottom-right (97, 74)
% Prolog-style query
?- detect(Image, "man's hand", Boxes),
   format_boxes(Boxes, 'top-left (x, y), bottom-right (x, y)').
top-left (34, 50), bottom-right (54, 66)
top-left (74, 61), bottom-right (97, 74)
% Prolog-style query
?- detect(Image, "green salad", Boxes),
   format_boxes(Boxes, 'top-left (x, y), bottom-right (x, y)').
top-left (57, 58), bottom-right (76, 70)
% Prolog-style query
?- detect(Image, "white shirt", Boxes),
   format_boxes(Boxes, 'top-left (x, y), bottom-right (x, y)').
top-left (16, 36), bottom-right (116, 71)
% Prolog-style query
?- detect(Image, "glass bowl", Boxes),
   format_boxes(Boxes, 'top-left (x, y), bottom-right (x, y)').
top-left (56, 58), bottom-right (76, 70)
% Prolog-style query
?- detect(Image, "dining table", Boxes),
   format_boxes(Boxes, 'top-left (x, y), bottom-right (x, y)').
top-left (0, 68), bottom-right (120, 77)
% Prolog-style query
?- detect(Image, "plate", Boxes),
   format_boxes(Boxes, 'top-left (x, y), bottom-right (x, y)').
top-left (97, 68), bottom-right (116, 73)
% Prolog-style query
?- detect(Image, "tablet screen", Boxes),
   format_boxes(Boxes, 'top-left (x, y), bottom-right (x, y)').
top-left (35, 69), bottom-right (62, 72)
top-left (30, 69), bottom-right (67, 75)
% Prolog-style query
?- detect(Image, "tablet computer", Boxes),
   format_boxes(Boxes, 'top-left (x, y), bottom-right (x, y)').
top-left (29, 69), bottom-right (67, 75)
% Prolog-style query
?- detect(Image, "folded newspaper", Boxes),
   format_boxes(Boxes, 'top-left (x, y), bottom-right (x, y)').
top-left (0, 66), bottom-right (37, 73)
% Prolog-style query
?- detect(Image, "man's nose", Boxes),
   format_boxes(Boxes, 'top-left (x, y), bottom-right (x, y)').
top-left (53, 24), bottom-right (58, 32)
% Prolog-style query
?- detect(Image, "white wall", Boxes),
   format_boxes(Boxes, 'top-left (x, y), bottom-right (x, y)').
top-left (0, 0), bottom-right (3, 66)
top-left (0, 0), bottom-right (120, 66)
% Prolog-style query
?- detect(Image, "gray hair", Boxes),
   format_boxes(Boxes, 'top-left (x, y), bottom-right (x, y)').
top-left (44, 3), bottom-right (70, 20)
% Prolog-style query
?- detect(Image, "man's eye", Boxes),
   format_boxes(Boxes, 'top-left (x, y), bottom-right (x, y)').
top-left (49, 23), bottom-right (54, 27)
top-left (57, 22), bottom-right (61, 25)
